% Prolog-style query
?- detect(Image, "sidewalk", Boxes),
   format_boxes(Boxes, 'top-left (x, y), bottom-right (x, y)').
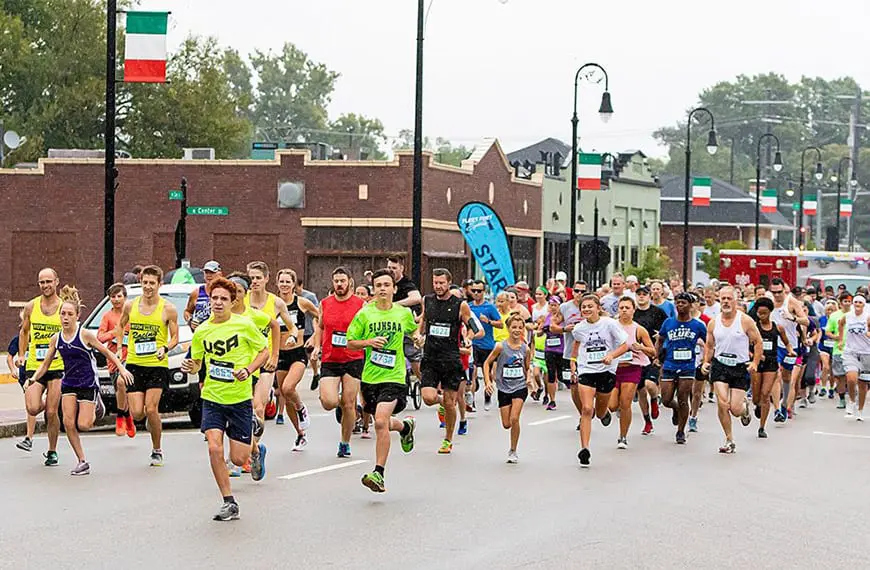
top-left (0, 382), bottom-right (28, 438)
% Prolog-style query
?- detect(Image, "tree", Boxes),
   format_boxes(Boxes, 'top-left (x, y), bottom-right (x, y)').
top-left (621, 246), bottom-right (672, 282)
top-left (323, 113), bottom-right (387, 160)
top-left (392, 131), bottom-right (471, 166)
top-left (699, 239), bottom-right (747, 279)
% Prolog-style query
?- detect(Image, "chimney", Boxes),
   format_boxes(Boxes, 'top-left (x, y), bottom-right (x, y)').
top-left (552, 152), bottom-right (563, 177)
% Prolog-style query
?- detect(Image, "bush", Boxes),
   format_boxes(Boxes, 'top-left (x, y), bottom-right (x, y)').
top-left (699, 239), bottom-right (747, 278)
top-left (622, 246), bottom-right (672, 282)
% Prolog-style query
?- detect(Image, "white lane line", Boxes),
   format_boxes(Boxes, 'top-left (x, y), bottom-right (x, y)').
top-left (278, 459), bottom-right (369, 480)
top-left (528, 415), bottom-right (572, 426)
top-left (813, 431), bottom-right (870, 440)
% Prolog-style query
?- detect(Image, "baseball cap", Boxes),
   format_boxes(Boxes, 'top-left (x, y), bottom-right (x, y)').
top-left (636, 285), bottom-right (650, 295)
top-left (203, 260), bottom-right (221, 273)
top-left (626, 275), bottom-right (639, 284)
top-left (555, 271), bottom-right (568, 281)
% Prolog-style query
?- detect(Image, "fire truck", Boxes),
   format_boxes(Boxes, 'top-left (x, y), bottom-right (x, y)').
top-left (718, 249), bottom-right (870, 291)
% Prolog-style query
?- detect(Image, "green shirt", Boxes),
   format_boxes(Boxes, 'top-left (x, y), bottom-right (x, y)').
top-left (827, 310), bottom-right (844, 356)
top-left (346, 302), bottom-right (417, 385)
top-left (191, 313), bottom-right (267, 405)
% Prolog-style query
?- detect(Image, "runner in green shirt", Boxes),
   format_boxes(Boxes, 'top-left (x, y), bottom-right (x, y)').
top-left (182, 277), bottom-right (269, 522)
top-left (826, 293), bottom-right (853, 409)
top-left (347, 268), bottom-right (422, 493)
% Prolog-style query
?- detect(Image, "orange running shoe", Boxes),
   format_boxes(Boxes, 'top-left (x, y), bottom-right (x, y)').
top-left (125, 415), bottom-right (137, 438)
top-left (115, 416), bottom-right (125, 436)
top-left (241, 461), bottom-right (252, 474)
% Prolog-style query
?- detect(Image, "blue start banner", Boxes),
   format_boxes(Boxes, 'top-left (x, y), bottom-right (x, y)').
top-left (457, 201), bottom-right (515, 295)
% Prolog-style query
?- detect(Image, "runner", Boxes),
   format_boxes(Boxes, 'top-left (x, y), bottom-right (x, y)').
top-left (31, 286), bottom-right (131, 475)
top-left (569, 295), bottom-right (629, 467)
top-left (633, 285), bottom-right (667, 435)
top-left (827, 293), bottom-right (852, 409)
top-left (650, 280), bottom-right (676, 319)
top-left (817, 299), bottom-right (838, 399)
top-left (116, 265), bottom-right (179, 467)
top-left (749, 297), bottom-right (794, 438)
top-left (468, 280), bottom-right (503, 412)
top-left (346, 268), bottom-right (420, 493)
top-left (702, 287), bottom-right (721, 320)
top-left (540, 296), bottom-right (565, 409)
top-left (505, 287), bottom-right (532, 321)
top-left (182, 277), bottom-right (269, 521)
top-left (600, 273), bottom-right (632, 317)
top-left (483, 314), bottom-right (532, 463)
top-left (838, 295), bottom-right (870, 420)
top-left (7, 311), bottom-right (35, 447)
top-left (98, 282), bottom-right (134, 437)
top-left (701, 286), bottom-right (762, 454)
top-left (354, 285), bottom-right (372, 301)
top-left (656, 293), bottom-right (707, 444)
top-left (294, 276), bottom-right (321, 390)
top-left (387, 255), bottom-right (423, 392)
top-left (552, 287), bottom-right (585, 422)
top-left (611, 297), bottom-right (655, 448)
top-left (769, 278), bottom-right (809, 422)
top-left (183, 260), bottom-right (222, 329)
top-left (419, 268), bottom-right (482, 454)
top-left (312, 266), bottom-right (365, 458)
top-left (16, 268), bottom-right (65, 463)
top-left (689, 293), bottom-right (713, 426)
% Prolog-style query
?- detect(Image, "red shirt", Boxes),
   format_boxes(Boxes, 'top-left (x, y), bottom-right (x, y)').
top-left (98, 309), bottom-right (127, 373)
top-left (321, 294), bottom-right (365, 363)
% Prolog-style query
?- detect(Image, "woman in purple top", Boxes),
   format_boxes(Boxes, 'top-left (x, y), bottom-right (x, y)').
top-left (538, 297), bottom-right (566, 411)
top-left (31, 286), bottom-right (133, 476)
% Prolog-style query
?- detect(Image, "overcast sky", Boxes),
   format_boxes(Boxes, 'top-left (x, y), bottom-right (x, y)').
top-left (142, 0), bottom-right (870, 158)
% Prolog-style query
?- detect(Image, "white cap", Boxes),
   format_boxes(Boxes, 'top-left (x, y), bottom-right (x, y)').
top-left (626, 275), bottom-right (639, 283)
top-left (555, 271), bottom-right (568, 282)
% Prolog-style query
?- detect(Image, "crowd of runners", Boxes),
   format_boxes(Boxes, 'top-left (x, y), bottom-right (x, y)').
top-left (8, 259), bottom-right (870, 521)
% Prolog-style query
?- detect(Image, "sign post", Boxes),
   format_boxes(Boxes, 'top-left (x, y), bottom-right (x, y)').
top-left (174, 177), bottom-right (187, 268)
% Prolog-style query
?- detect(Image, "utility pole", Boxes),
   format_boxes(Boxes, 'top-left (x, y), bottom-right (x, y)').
top-left (848, 88), bottom-right (861, 250)
top-left (104, 0), bottom-right (118, 291)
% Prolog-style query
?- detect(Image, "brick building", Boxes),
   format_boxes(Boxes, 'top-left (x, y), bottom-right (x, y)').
top-left (0, 139), bottom-right (541, 335)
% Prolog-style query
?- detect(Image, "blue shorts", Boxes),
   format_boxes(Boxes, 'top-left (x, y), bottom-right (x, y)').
top-left (201, 399), bottom-right (253, 445)
top-left (777, 347), bottom-right (800, 371)
top-left (661, 367), bottom-right (696, 381)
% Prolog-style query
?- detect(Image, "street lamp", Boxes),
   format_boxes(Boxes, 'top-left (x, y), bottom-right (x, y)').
top-left (682, 107), bottom-right (717, 286)
top-left (798, 146), bottom-right (822, 249)
top-left (835, 156), bottom-right (856, 250)
top-left (754, 133), bottom-right (783, 249)
top-left (569, 62), bottom-right (612, 283)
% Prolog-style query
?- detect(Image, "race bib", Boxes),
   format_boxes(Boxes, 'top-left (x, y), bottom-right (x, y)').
top-left (370, 348), bottom-right (397, 369)
top-left (562, 369), bottom-right (573, 381)
top-left (122, 334), bottom-right (129, 347)
top-left (209, 360), bottom-right (235, 382)
top-left (534, 349), bottom-right (545, 360)
top-left (503, 365), bottom-right (524, 379)
top-left (762, 340), bottom-right (773, 352)
top-left (586, 347), bottom-right (606, 364)
top-left (824, 339), bottom-right (835, 348)
top-left (859, 372), bottom-right (870, 382)
top-left (34, 344), bottom-right (49, 362)
top-left (135, 341), bottom-right (157, 356)
top-left (717, 353), bottom-right (739, 367)
top-left (783, 355), bottom-right (797, 365)
top-left (673, 349), bottom-right (692, 361)
top-left (289, 310), bottom-right (298, 324)
top-left (618, 351), bottom-right (633, 362)
top-left (331, 331), bottom-right (347, 347)
top-left (546, 337), bottom-right (561, 347)
top-left (428, 324), bottom-right (451, 338)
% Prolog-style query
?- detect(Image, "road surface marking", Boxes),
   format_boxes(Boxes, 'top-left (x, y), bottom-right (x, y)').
top-left (528, 415), bottom-right (572, 426)
top-left (813, 431), bottom-right (870, 440)
top-left (278, 460), bottom-right (369, 480)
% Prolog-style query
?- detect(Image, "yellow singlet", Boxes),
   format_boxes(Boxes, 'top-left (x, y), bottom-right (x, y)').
top-left (126, 297), bottom-right (169, 368)
top-left (25, 296), bottom-right (64, 372)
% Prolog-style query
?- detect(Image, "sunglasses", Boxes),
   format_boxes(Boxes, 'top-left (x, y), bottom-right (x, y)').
top-left (471, 289), bottom-right (484, 293)
top-left (573, 288), bottom-right (585, 293)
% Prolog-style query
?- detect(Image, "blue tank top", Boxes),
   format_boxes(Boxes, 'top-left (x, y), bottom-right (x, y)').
top-left (56, 326), bottom-right (98, 389)
top-left (660, 317), bottom-right (707, 372)
top-left (192, 285), bottom-right (211, 324)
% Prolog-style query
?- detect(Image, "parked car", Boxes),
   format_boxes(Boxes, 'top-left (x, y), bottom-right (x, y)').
top-left (804, 274), bottom-right (870, 295)
top-left (80, 283), bottom-right (202, 427)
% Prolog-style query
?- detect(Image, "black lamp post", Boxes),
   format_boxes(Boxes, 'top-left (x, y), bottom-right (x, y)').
top-left (410, 0), bottom-right (425, 286)
top-left (682, 107), bottom-right (718, 286)
top-left (834, 156), bottom-right (857, 250)
top-left (569, 63), bottom-right (612, 283)
top-left (798, 146), bottom-right (823, 249)
top-left (754, 133), bottom-right (783, 249)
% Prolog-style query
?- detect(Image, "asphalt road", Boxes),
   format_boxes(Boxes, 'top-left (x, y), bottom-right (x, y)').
top-left (3, 389), bottom-right (870, 570)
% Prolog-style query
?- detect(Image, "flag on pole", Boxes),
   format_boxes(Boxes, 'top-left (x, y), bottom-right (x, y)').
top-left (803, 195), bottom-right (817, 216)
top-left (691, 177), bottom-right (712, 206)
top-left (840, 199), bottom-right (853, 218)
top-left (577, 153), bottom-right (602, 191)
top-left (124, 12), bottom-right (169, 83)
top-left (761, 189), bottom-right (778, 213)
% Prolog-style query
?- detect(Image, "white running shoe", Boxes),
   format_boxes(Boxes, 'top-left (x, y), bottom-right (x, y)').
top-left (857, 410), bottom-right (864, 422)
top-left (298, 406), bottom-right (311, 430)
top-left (506, 450), bottom-right (518, 464)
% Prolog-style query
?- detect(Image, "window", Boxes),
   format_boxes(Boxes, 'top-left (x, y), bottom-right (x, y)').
top-left (543, 239), bottom-right (569, 279)
top-left (630, 246), bottom-right (639, 267)
top-left (510, 236), bottom-right (536, 284)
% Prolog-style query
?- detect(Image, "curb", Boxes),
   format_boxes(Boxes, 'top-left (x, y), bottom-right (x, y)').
top-left (0, 412), bottom-right (189, 439)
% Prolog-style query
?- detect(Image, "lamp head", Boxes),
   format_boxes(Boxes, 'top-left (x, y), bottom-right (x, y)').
top-left (598, 91), bottom-right (613, 124)
top-left (773, 151), bottom-right (783, 172)
top-left (814, 162), bottom-right (823, 181)
top-left (705, 129), bottom-right (719, 155)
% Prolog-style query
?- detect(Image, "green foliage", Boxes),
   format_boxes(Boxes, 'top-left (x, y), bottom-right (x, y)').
top-left (392, 130), bottom-right (471, 166)
top-left (699, 239), bottom-right (747, 279)
top-left (621, 246), bottom-right (672, 282)
top-left (323, 113), bottom-right (388, 160)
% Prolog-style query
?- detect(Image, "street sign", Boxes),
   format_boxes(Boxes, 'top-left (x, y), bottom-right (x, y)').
top-left (187, 206), bottom-right (228, 216)
top-left (168, 190), bottom-right (183, 200)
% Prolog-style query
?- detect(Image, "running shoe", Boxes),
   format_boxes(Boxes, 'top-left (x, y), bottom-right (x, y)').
top-left (675, 432), bottom-right (686, 445)
top-left (361, 471), bottom-right (385, 493)
top-left (542, 395), bottom-right (550, 406)
top-left (707, 392), bottom-right (715, 403)
top-left (600, 410), bottom-right (612, 427)
top-left (857, 410), bottom-right (864, 422)
top-left (754, 405), bottom-right (761, 419)
top-left (115, 416), bottom-right (125, 436)
top-left (506, 450), bottom-right (519, 464)
top-left (275, 414), bottom-right (285, 425)
top-left (335, 405), bottom-right (343, 425)
top-left (337, 442), bottom-right (351, 458)
top-left (458, 420), bottom-right (468, 436)
top-left (252, 415), bottom-right (265, 438)
top-left (837, 398), bottom-right (847, 409)
top-left (310, 373), bottom-right (321, 391)
top-left (298, 406), bottom-right (311, 430)
top-left (252, 443), bottom-right (267, 481)
top-left (718, 440), bottom-right (736, 454)
top-left (577, 448), bottom-right (591, 468)
top-left (641, 420), bottom-right (654, 436)
top-left (352, 419), bottom-right (363, 434)
top-left (829, 390), bottom-right (836, 400)
top-left (650, 398), bottom-right (660, 420)
top-left (16, 437), bottom-right (32, 452)
top-left (292, 434), bottom-right (308, 451)
top-left (576, 421), bottom-right (581, 431)
top-left (740, 399), bottom-right (752, 427)
top-left (531, 389), bottom-right (541, 402)
top-left (688, 417), bottom-right (698, 432)
top-left (43, 450), bottom-right (58, 466)
top-left (400, 417), bottom-right (416, 453)
top-left (773, 409), bottom-right (785, 423)
top-left (124, 415), bottom-right (136, 438)
top-left (484, 395), bottom-right (491, 411)
top-left (798, 398), bottom-right (808, 409)
top-left (437, 405), bottom-right (446, 426)
top-left (846, 402), bottom-right (856, 417)
top-left (546, 401), bottom-right (557, 411)
top-left (787, 408), bottom-right (794, 419)
top-left (213, 501), bottom-right (240, 521)
top-left (438, 439), bottom-right (453, 454)
top-left (228, 464), bottom-right (241, 478)
top-left (808, 393), bottom-right (817, 405)
top-left (465, 390), bottom-right (474, 407)
top-left (617, 437), bottom-right (627, 450)
top-left (819, 388), bottom-right (827, 398)
top-left (70, 460), bottom-right (90, 476)
top-left (780, 405), bottom-right (788, 420)
top-left (361, 430), bottom-right (372, 440)
top-left (150, 449), bottom-right (164, 467)
top-left (241, 461), bottom-right (251, 474)
top-left (757, 428), bottom-right (768, 438)
top-left (671, 407), bottom-right (678, 426)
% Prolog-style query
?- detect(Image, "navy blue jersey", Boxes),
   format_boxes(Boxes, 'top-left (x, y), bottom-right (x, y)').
top-left (659, 317), bottom-right (707, 371)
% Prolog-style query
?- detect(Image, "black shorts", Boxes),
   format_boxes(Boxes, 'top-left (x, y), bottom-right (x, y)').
top-left (472, 346), bottom-right (492, 367)
top-left (320, 359), bottom-right (364, 380)
top-left (201, 399), bottom-right (253, 444)
top-left (641, 363), bottom-right (661, 384)
top-left (498, 387), bottom-right (528, 408)
top-left (26, 369), bottom-right (63, 388)
top-left (277, 347), bottom-right (308, 370)
top-left (578, 371), bottom-right (616, 393)
top-left (403, 337), bottom-right (423, 363)
top-left (544, 352), bottom-right (563, 383)
top-left (710, 360), bottom-right (750, 392)
top-left (758, 357), bottom-right (778, 374)
top-left (60, 385), bottom-right (98, 402)
top-left (421, 357), bottom-right (465, 392)
top-left (360, 382), bottom-right (407, 415)
top-left (661, 367), bottom-right (696, 381)
top-left (125, 364), bottom-right (169, 393)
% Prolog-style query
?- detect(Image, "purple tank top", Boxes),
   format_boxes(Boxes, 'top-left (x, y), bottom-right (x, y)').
top-left (544, 314), bottom-right (564, 353)
top-left (56, 326), bottom-right (98, 389)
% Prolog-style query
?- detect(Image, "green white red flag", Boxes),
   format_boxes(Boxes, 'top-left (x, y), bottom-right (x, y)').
top-left (577, 153), bottom-right (602, 191)
top-left (692, 177), bottom-right (711, 206)
top-left (124, 12), bottom-right (169, 83)
top-left (761, 189), bottom-right (778, 213)
top-left (803, 195), bottom-right (817, 216)
top-left (841, 199), bottom-right (853, 218)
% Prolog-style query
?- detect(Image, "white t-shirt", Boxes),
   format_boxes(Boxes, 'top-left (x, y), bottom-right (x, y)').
top-left (703, 302), bottom-right (721, 320)
top-left (571, 316), bottom-right (629, 374)
top-left (601, 291), bottom-right (634, 317)
top-left (560, 301), bottom-right (582, 359)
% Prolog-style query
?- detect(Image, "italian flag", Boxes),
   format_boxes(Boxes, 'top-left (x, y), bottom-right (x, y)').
top-left (577, 153), bottom-right (602, 191)
top-left (841, 199), bottom-right (853, 218)
top-left (803, 195), bottom-right (817, 216)
top-left (692, 176), bottom-right (711, 206)
top-left (761, 189), bottom-right (778, 213)
top-left (124, 12), bottom-right (169, 83)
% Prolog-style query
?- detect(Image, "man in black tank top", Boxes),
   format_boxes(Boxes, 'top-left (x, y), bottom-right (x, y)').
top-left (419, 268), bottom-right (482, 454)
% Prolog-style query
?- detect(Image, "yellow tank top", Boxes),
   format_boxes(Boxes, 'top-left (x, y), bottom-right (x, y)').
top-left (245, 292), bottom-right (277, 318)
top-left (127, 297), bottom-right (169, 368)
top-left (26, 296), bottom-right (64, 372)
